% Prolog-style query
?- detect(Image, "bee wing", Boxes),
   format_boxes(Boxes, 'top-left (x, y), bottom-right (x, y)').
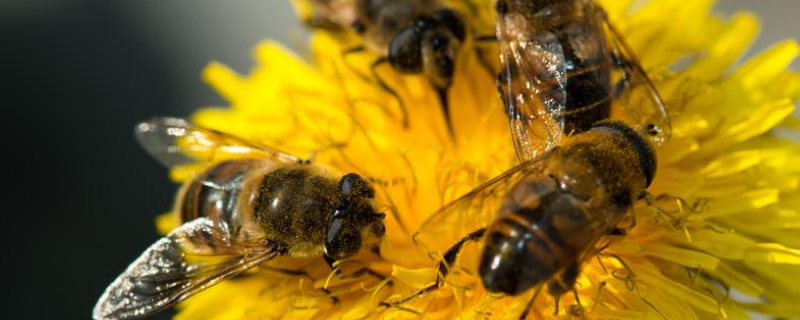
top-left (135, 117), bottom-right (300, 169)
top-left (591, 4), bottom-right (672, 144)
top-left (414, 158), bottom-right (547, 253)
top-left (93, 218), bottom-right (279, 320)
top-left (496, 11), bottom-right (567, 162)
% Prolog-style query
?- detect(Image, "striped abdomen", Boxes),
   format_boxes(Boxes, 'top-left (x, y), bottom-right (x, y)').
top-left (553, 15), bottom-right (612, 134)
top-left (479, 175), bottom-right (603, 295)
top-left (176, 159), bottom-right (263, 229)
top-left (478, 122), bottom-right (653, 295)
top-left (497, 0), bottom-right (612, 134)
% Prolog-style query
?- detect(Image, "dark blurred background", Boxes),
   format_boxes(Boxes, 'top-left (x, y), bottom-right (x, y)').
top-left (2, 0), bottom-right (796, 319)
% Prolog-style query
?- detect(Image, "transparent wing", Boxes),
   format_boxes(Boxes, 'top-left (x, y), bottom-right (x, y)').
top-left (135, 117), bottom-right (301, 169)
top-left (552, 198), bottom-right (624, 273)
top-left (414, 157), bottom-right (548, 254)
top-left (591, 3), bottom-right (672, 145)
top-left (93, 218), bottom-right (278, 320)
top-left (496, 10), bottom-right (566, 162)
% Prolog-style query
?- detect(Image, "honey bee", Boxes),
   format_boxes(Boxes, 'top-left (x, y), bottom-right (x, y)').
top-left (383, 0), bottom-right (671, 316)
top-left (305, 0), bottom-right (469, 132)
top-left (383, 119), bottom-right (662, 316)
top-left (495, 0), bottom-right (671, 162)
top-left (93, 117), bottom-right (386, 320)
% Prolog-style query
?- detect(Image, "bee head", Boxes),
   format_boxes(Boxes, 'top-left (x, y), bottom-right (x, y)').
top-left (324, 173), bottom-right (386, 260)
top-left (388, 9), bottom-right (465, 89)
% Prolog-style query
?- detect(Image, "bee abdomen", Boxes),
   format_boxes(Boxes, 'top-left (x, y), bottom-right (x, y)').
top-left (177, 160), bottom-right (258, 228)
top-left (480, 212), bottom-right (561, 294)
top-left (556, 20), bottom-right (612, 134)
top-left (480, 179), bottom-right (592, 295)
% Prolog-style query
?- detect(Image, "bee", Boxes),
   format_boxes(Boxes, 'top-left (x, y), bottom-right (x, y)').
top-left (305, 0), bottom-right (469, 133)
top-left (93, 117), bottom-right (386, 320)
top-left (495, 0), bottom-right (671, 162)
top-left (383, 120), bottom-right (664, 316)
top-left (382, 0), bottom-right (671, 316)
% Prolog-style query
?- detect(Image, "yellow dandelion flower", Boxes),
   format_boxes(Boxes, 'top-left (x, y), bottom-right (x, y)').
top-left (154, 0), bottom-right (800, 319)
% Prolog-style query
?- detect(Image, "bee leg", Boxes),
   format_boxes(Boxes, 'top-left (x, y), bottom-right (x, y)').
top-left (547, 262), bottom-right (580, 315)
top-left (474, 47), bottom-right (497, 78)
top-left (371, 58), bottom-right (410, 128)
top-left (433, 84), bottom-right (456, 139)
top-left (518, 285), bottom-right (545, 320)
top-left (344, 267), bottom-right (393, 285)
top-left (324, 255), bottom-right (342, 274)
top-left (569, 288), bottom-right (586, 319)
top-left (380, 228), bottom-right (487, 307)
top-left (473, 35), bottom-right (498, 78)
top-left (260, 265), bottom-right (311, 277)
top-left (341, 46), bottom-right (373, 83)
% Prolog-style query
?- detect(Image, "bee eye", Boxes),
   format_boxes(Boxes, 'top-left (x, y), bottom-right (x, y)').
top-left (340, 173), bottom-right (375, 199)
top-left (325, 218), bottom-right (362, 260)
top-left (373, 222), bottom-right (386, 237)
top-left (388, 28), bottom-right (423, 73)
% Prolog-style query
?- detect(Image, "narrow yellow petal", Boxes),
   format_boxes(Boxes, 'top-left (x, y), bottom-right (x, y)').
top-left (202, 61), bottom-right (246, 103)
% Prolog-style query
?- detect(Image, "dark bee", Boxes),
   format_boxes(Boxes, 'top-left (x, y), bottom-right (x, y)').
top-left (93, 117), bottom-right (386, 320)
top-left (495, 0), bottom-right (671, 162)
top-left (305, 0), bottom-right (469, 132)
top-left (383, 0), bottom-right (671, 317)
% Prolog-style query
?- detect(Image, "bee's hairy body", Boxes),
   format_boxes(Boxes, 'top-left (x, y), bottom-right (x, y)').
top-left (481, 121), bottom-right (655, 295)
top-left (176, 160), bottom-right (344, 258)
top-left (93, 117), bottom-right (388, 320)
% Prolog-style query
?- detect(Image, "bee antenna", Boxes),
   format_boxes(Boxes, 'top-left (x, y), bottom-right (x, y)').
top-left (373, 212), bottom-right (387, 219)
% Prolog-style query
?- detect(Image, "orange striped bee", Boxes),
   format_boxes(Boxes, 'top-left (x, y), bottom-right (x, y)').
top-left (93, 117), bottom-right (386, 320)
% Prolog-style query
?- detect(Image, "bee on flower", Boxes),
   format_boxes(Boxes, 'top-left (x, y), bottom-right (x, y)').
top-left (95, 0), bottom-right (800, 319)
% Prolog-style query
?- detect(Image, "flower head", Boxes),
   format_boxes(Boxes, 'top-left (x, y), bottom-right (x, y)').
top-left (158, 0), bottom-right (800, 319)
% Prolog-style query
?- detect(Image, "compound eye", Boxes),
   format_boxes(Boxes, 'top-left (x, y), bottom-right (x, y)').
top-left (372, 222), bottom-right (386, 237)
top-left (325, 218), bottom-right (362, 260)
top-left (431, 9), bottom-right (466, 42)
top-left (388, 28), bottom-right (423, 73)
top-left (340, 173), bottom-right (375, 199)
